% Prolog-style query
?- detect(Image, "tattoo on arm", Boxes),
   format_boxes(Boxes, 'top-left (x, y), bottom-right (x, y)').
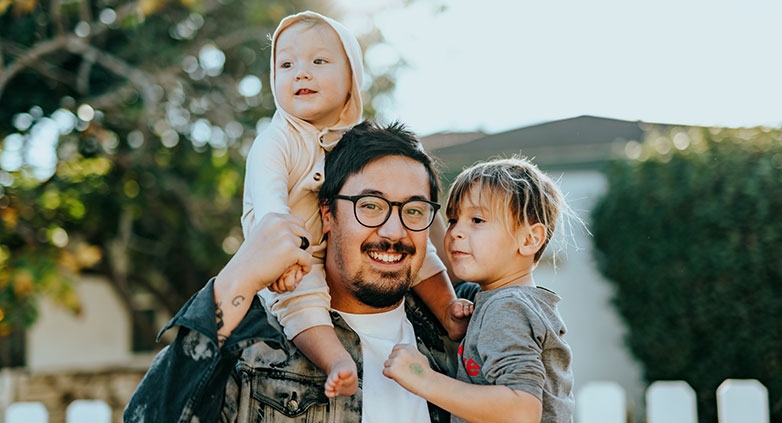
top-left (215, 302), bottom-right (225, 331)
top-left (410, 363), bottom-right (425, 376)
top-left (215, 295), bottom-right (248, 347)
top-left (215, 295), bottom-right (246, 347)
top-left (215, 301), bottom-right (228, 347)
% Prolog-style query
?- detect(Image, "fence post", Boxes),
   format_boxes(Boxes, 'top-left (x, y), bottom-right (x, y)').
top-left (5, 402), bottom-right (48, 423)
top-left (717, 379), bottom-right (769, 423)
top-left (0, 369), bottom-right (14, 423)
top-left (577, 381), bottom-right (626, 423)
top-left (647, 381), bottom-right (697, 423)
top-left (66, 400), bottom-right (111, 423)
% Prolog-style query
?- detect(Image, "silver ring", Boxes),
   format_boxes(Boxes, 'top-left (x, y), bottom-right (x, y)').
top-left (299, 236), bottom-right (309, 250)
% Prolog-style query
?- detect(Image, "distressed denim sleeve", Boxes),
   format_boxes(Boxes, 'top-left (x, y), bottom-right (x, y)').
top-left (124, 278), bottom-right (285, 423)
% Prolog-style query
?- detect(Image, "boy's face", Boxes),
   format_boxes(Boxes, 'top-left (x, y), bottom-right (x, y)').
top-left (274, 22), bottom-right (352, 130)
top-left (444, 187), bottom-right (529, 289)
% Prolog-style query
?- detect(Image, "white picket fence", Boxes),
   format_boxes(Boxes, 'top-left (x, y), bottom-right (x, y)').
top-left (578, 379), bottom-right (770, 423)
top-left (4, 400), bottom-right (110, 423)
top-left (2, 379), bottom-right (771, 423)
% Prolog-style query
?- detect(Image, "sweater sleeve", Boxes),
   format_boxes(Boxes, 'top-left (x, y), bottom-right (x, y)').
top-left (475, 296), bottom-right (547, 400)
top-left (242, 126), bottom-right (292, 239)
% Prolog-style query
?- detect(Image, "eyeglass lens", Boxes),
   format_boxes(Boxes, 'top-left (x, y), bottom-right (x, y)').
top-left (353, 195), bottom-right (434, 231)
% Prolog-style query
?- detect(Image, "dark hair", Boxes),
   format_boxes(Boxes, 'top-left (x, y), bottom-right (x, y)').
top-left (319, 121), bottom-right (440, 209)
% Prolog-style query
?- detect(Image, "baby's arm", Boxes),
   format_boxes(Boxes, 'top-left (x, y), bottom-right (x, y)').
top-left (414, 218), bottom-right (474, 340)
top-left (428, 213), bottom-right (458, 283)
top-left (383, 344), bottom-right (542, 423)
top-left (413, 271), bottom-right (473, 341)
top-left (242, 128), bottom-right (310, 285)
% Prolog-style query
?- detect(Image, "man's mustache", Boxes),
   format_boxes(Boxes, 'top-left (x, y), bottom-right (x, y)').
top-left (361, 240), bottom-right (416, 256)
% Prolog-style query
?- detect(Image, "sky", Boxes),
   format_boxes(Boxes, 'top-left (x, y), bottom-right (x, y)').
top-left (336, 0), bottom-right (782, 136)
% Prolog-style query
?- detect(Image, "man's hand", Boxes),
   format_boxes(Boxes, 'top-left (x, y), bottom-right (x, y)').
top-left (213, 213), bottom-right (313, 345)
top-left (220, 213), bottom-right (312, 294)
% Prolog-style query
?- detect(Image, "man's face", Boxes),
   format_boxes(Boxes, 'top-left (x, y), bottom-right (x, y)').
top-left (322, 155), bottom-right (432, 313)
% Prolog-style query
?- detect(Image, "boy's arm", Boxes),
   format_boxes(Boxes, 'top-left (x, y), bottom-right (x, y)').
top-left (383, 344), bottom-right (542, 423)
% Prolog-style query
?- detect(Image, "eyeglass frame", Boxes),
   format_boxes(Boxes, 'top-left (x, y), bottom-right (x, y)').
top-left (331, 194), bottom-right (441, 232)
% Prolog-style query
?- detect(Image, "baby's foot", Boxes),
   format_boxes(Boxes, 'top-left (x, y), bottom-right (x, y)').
top-left (324, 357), bottom-right (358, 398)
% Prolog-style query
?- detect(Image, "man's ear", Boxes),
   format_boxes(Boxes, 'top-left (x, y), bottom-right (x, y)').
top-left (321, 203), bottom-right (333, 235)
top-left (518, 223), bottom-right (547, 257)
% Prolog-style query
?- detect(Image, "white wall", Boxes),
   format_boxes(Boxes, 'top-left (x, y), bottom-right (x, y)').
top-left (27, 275), bottom-right (132, 371)
top-left (535, 170), bottom-right (646, 413)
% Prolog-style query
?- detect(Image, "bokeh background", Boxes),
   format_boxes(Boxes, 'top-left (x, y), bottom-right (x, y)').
top-left (1, 0), bottom-right (780, 422)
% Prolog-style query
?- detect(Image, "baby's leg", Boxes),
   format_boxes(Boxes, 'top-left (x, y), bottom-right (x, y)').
top-left (264, 264), bottom-right (358, 397)
top-left (293, 326), bottom-right (358, 398)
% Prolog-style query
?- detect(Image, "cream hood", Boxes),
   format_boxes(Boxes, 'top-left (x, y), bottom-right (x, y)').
top-left (269, 10), bottom-right (364, 145)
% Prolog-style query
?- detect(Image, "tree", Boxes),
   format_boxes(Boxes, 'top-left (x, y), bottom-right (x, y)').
top-left (591, 125), bottom-right (782, 422)
top-left (0, 0), bottom-right (405, 356)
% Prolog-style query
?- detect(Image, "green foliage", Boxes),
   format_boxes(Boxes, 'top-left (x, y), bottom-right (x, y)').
top-left (591, 126), bottom-right (782, 422)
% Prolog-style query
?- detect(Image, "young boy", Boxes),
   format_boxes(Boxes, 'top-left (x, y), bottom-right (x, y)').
top-left (242, 11), bottom-right (471, 398)
top-left (383, 157), bottom-right (577, 422)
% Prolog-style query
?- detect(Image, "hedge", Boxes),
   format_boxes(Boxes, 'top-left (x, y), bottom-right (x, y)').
top-left (591, 126), bottom-right (782, 422)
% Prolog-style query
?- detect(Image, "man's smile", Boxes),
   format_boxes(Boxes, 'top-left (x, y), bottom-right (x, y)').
top-left (362, 241), bottom-right (415, 265)
top-left (368, 251), bottom-right (405, 264)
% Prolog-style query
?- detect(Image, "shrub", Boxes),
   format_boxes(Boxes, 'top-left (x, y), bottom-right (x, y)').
top-left (591, 126), bottom-right (782, 422)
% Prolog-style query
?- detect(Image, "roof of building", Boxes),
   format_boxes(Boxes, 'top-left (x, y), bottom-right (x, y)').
top-left (424, 115), bottom-right (664, 174)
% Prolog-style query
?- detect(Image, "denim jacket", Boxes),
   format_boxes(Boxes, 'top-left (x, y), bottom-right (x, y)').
top-left (124, 279), bottom-right (456, 422)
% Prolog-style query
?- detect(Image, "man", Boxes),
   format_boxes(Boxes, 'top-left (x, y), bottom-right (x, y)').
top-left (124, 121), bottom-right (459, 422)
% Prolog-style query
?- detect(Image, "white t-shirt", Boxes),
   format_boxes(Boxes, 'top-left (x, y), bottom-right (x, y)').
top-left (337, 303), bottom-right (431, 423)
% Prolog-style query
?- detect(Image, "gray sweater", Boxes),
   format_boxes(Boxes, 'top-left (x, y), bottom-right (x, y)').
top-left (453, 285), bottom-right (575, 423)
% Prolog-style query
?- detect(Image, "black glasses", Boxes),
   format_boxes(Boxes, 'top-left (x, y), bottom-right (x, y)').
top-left (333, 194), bottom-right (440, 232)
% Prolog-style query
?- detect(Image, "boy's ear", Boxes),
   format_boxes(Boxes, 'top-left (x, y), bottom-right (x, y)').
top-left (517, 223), bottom-right (547, 257)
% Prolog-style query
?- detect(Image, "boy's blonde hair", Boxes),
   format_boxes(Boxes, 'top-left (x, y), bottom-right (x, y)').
top-left (445, 157), bottom-right (566, 263)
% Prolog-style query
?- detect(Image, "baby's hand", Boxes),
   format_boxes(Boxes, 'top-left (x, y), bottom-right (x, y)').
top-left (445, 298), bottom-right (474, 341)
top-left (268, 265), bottom-right (303, 293)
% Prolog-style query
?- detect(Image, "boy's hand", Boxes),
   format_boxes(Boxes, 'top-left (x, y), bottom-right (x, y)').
top-left (444, 298), bottom-right (474, 341)
top-left (382, 344), bottom-right (433, 395)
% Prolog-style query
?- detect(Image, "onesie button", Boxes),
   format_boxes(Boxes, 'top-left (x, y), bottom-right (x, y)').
top-left (313, 172), bottom-right (322, 181)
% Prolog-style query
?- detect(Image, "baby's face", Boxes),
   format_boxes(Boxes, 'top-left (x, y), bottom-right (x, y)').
top-left (274, 21), bottom-right (352, 130)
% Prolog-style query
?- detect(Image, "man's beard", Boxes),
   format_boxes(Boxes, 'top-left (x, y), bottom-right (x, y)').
top-left (350, 240), bottom-right (417, 308)
top-left (350, 267), bottom-right (414, 308)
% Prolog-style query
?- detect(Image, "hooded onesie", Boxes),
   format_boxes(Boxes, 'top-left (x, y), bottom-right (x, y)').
top-left (242, 11), bottom-right (446, 339)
